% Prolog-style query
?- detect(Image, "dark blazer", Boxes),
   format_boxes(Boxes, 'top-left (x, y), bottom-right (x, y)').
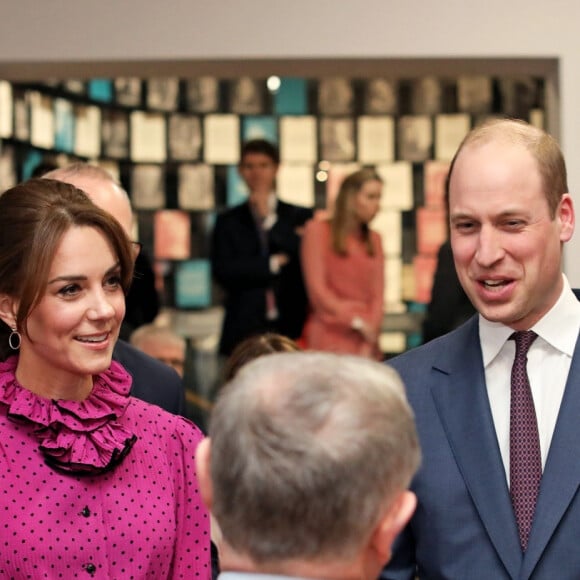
top-left (382, 315), bottom-right (580, 580)
top-left (113, 340), bottom-right (185, 416)
top-left (211, 199), bottom-right (313, 356)
top-left (422, 240), bottom-right (475, 343)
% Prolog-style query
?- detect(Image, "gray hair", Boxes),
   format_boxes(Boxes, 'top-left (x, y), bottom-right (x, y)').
top-left (209, 352), bottom-right (420, 563)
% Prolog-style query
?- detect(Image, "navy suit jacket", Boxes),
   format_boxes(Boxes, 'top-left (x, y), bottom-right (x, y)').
top-left (211, 199), bottom-right (312, 356)
top-left (113, 340), bottom-right (185, 416)
top-left (382, 315), bottom-right (580, 580)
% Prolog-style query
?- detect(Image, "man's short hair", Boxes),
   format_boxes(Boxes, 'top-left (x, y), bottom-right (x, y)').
top-left (43, 162), bottom-right (121, 187)
top-left (209, 352), bottom-right (420, 563)
top-left (447, 118), bottom-right (567, 218)
top-left (240, 139), bottom-right (280, 165)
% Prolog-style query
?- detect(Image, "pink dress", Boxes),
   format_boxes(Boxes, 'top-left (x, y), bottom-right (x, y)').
top-left (301, 219), bottom-right (384, 358)
top-left (0, 356), bottom-right (211, 579)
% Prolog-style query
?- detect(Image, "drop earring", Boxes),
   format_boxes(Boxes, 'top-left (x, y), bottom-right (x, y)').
top-left (8, 328), bottom-right (21, 350)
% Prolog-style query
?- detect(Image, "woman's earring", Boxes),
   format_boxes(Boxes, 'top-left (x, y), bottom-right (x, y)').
top-left (8, 328), bottom-right (21, 350)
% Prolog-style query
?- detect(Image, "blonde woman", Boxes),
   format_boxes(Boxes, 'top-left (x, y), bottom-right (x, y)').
top-left (301, 168), bottom-right (384, 358)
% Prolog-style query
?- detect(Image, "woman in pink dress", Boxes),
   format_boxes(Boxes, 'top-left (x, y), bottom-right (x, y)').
top-left (301, 168), bottom-right (384, 359)
top-left (0, 179), bottom-right (211, 579)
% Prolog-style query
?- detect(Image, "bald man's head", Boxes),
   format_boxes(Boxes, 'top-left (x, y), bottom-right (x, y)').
top-left (44, 164), bottom-right (134, 237)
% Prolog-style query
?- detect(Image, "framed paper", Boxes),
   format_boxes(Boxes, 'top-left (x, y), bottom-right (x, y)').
top-left (0, 80), bottom-right (13, 138)
top-left (320, 117), bottom-right (355, 162)
top-left (229, 77), bottom-right (264, 114)
top-left (185, 77), bottom-right (219, 113)
top-left (0, 145), bottom-right (17, 191)
top-left (398, 115), bottom-right (433, 162)
top-left (423, 160), bottom-right (450, 208)
top-left (277, 164), bottom-right (315, 207)
top-left (371, 210), bottom-right (402, 256)
top-left (413, 254), bottom-right (438, 303)
top-left (54, 98), bottom-right (75, 153)
top-left (174, 260), bottom-right (212, 308)
top-left (74, 104), bottom-right (101, 158)
top-left (364, 78), bottom-right (398, 115)
top-left (203, 114), bottom-right (240, 164)
top-left (384, 256), bottom-right (403, 312)
top-left (376, 162), bottom-right (414, 211)
top-left (357, 116), bottom-right (395, 163)
top-left (131, 164), bottom-right (166, 209)
top-left (434, 114), bottom-right (470, 162)
top-left (318, 78), bottom-right (354, 115)
top-left (102, 109), bottom-right (129, 159)
top-left (130, 111), bottom-right (167, 163)
top-left (274, 77), bottom-right (307, 115)
top-left (146, 78), bottom-right (180, 111)
top-left (177, 164), bottom-right (215, 210)
top-left (457, 76), bottom-right (493, 114)
top-left (410, 76), bottom-right (443, 115)
top-left (29, 92), bottom-right (55, 150)
top-left (88, 79), bottom-right (113, 103)
top-left (242, 116), bottom-right (278, 143)
top-left (13, 90), bottom-right (30, 141)
top-left (114, 78), bottom-right (142, 107)
top-left (168, 114), bottom-right (202, 161)
top-left (154, 210), bottom-right (191, 260)
top-left (416, 207), bottom-right (447, 256)
top-left (279, 116), bottom-right (317, 163)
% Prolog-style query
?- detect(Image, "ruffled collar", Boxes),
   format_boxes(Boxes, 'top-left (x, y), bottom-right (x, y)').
top-left (0, 356), bottom-right (137, 475)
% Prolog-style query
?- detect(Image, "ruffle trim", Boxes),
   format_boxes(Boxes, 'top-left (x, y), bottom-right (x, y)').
top-left (0, 356), bottom-right (137, 475)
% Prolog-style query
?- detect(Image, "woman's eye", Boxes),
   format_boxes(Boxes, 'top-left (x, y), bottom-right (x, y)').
top-left (58, 284), bottom-right (80, 297)
top-left (105, 275), bottom-right (122, 289)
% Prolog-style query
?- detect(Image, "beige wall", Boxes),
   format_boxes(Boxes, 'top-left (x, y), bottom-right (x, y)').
top-left (1, 0), bottom-right (579, 280)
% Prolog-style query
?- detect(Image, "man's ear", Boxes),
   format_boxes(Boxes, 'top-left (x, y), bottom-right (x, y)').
top-left (0, 294), bottom-right (18, 330)
top-left (370, 490), bottom-right (417, 565)
top-left (195, 438), bottom-right (213, 511)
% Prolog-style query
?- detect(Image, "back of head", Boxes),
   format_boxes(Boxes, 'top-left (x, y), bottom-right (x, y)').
top-left (240, 139), bottom-right (280, 164)
top-left (222, 332), bottom-right (301, 382)
top-left (0, 178), bottom-right (134, 360)
top-left (43, 163), bottom-right (134, 235)
top-left (447, 118), bottom-right (567, 217)
top-left (209, 352), bottom-right (420, 564)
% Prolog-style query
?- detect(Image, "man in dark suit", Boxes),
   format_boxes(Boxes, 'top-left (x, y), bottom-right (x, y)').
top-left (211, 139), bottom-right (313, 356)
top-left (44, 163), bottom-right (185, 415)
top-left (382, 118), bottom-right (580, 579)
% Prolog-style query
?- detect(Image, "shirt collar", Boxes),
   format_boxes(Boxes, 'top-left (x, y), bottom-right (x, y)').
top-left (480, 274), bottom-right (580, 367)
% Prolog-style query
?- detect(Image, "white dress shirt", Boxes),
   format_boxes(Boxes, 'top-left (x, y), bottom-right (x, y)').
top-left (480, 275), bottom-right (580, 482)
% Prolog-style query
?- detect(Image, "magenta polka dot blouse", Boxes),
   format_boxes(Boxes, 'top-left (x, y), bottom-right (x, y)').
top-left (0, 356), bottom-right (211, 579)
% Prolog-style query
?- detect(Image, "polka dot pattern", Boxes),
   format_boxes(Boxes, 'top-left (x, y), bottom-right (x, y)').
top-left (509, 330), bottom-right (541, 552)
top-left (0, 362), bottom-right (211, 579)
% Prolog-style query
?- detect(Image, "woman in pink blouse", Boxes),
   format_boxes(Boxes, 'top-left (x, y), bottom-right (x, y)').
top-left (0, 179), bottom-right (210, 579)
top-left (301, 168), bottom-right (384, 359)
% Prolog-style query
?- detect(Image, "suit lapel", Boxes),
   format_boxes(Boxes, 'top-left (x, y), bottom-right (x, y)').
top-left (520, 332), bottom-right (580, 579)
top-left (430, 318), bottom-right (522, 579)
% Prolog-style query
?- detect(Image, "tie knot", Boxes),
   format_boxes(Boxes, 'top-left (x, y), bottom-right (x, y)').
top-left (510, 330), bottom-right (538, 357)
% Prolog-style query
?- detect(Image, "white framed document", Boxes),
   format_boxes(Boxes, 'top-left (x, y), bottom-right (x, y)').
top-left (357, 116), bottom-right (395, 163)
top-left (279, 116), bottom-right (317, 163)
top-left (376, 162), bottom-right (414, 211)
top-left (277, 164), bottom-right (315, 208)
top-left (130, 111), bottom-right (167, 163)
top-left (434, 114), bottom-right (470, 162)
top-left (203, 114), bottom-right (240, 164)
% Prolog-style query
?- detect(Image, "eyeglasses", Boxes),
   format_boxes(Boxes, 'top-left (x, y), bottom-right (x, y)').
top-left (131, 241), bottom-right (143, 258)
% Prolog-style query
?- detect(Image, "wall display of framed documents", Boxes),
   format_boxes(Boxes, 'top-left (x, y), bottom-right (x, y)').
top-left (1, 71), bottom-right (548, 350)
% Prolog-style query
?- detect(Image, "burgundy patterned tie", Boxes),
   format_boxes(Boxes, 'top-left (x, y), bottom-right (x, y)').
top-left (509, 330), bottom-right (541, 552)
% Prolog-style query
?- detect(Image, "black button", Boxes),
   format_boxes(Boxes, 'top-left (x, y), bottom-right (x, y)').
top-left (84, 563), bottom-right (96, 575)
top-left (81, 506), bottom-right (91, 518)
